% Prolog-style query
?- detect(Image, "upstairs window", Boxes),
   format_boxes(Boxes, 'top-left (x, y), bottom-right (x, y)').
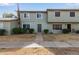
top-left (55, 12), bottom-right (60, 17)
top-left (36, 13), bottom-right (42, 19)
top-left (24, 13), bottom-right (30, 18)
top-left (70, 12), bottom-right (75, 17)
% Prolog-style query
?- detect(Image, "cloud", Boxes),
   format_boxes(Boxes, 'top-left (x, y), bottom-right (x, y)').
top-left (0, 3), bottom-right (15, 6)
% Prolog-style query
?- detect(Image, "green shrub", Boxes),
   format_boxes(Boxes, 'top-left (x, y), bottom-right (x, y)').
top-left (29, 28), bottom-right (34, 34)
top-left (23, 28), bottom-right (30, 33)
top-left (12, 28), bottom-right (24, 34)
top-left (75, 30), bottom-right (79, 34)
top-left (12, 28), bottom-right (35, 34)
top-left (0, 29), bottom-right (6, 35)
top-left (44, 29), bottom-right (49, 34)
top-left (62, 29), bottom-right (70, 34)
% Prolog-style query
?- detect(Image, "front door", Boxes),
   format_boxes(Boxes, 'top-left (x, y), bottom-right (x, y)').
top-left (67, 24), bottom-right (71, 32)
top-left (37, 24), bottom-right (42, 32)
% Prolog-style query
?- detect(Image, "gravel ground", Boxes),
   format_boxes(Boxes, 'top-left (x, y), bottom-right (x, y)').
top-left (0, 34), bottom-right (35, 42)
top-left (0, 47), bottom-right (79, 55)
top-left (43, 34), bottom-right (79, 42)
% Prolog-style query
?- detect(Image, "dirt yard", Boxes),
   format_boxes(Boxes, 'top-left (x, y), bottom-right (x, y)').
top-left (0, 34), bottom-right (35, 42)
top-left (43, 34), bottom-right (79, 42)
top-left (0, 47), bottom-right (79, 55)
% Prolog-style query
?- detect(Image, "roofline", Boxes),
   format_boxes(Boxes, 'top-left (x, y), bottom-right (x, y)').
top-left (47, 9), bottom-right (79, 11)
top-left (19, 11), bottom-right (47, 13)
top-left (0, 19), bottom-right (18, 22)
top-left (48, 22), bottom-right (79, 23)
top-left (17, 9), bottom-right (79, 13)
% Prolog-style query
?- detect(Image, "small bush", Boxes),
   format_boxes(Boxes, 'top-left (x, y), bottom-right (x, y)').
top-left (62, 29), bottom-right (70, 34)
top-left (23, 28), bottom-right (30, 33)
top-left (12, 28), bottom-right (35, 34)
top-left (29, 28), bottom-right (34, 34)
top-left (44, 29), bottom-right (49, 34)
top-left (0, 29), bottom-right (6, 35)
top-left (12, 28), bottom-right (24, 34)
top-left (75, 30), bottom-right (79, 34)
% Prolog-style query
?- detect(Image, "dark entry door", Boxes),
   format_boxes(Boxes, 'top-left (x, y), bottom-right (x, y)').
top-left (67, 24), bottom-right (71, 32)
top-left (37, 24), bottom-right (42, 32)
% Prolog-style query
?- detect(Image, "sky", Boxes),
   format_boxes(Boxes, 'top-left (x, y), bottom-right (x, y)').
top-left (0, 3), bottom-right (79, 17)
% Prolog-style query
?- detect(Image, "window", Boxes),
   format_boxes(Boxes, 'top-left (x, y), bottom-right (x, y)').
top-left (70, 12), bottom-right (75, 17)
top-left (24, 13), bottom-right (30, 18)
top-left (24, 13), bottom-right (26, 18)
top-left (53, 24), bottom-right (62, 30)
top-left (23, 24), bottom-right (26, 29)
top-left (55, 12), bottom-right (60, 17)
top-left (23, 24), bottom-right (30, 29)
top-left (36, 13), bottom-right (42, 19)
top-left (26, 24), bottom-right (30, 29)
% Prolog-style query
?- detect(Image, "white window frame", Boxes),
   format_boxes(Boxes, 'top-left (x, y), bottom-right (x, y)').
top-left (36, 13), bottom-right (43, 19)
top-left (53, 24), bottom-right (62, 30)
top-left (23, 13), bottom-right (30, 19)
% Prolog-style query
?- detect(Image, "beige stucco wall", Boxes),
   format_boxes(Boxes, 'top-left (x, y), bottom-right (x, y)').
top-left (47, 23), bottom-right (79, 33)
top-left (47, 11), bottom-right (79, 22)
top-left (71, 24), bottom-right (79, 31)
top-left (3, 22), bottom-right (11, 35)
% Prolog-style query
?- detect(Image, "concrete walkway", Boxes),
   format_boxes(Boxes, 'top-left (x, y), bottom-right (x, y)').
top-left (0, 33), bottom-right (79, 48)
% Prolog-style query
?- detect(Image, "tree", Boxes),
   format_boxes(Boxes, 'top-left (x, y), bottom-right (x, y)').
top-left (3, 13), bottom-right (15, 18)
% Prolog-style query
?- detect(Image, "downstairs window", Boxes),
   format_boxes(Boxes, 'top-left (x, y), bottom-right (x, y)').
top-left (53, 24), bottom-right (62, 30)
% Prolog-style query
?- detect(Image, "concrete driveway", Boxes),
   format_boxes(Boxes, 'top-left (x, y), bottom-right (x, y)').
top-left (0, 33), bottom-right (79, 48)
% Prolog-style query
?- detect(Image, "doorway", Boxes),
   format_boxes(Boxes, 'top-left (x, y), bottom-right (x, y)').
top-left (37, 24), bottom-right (42, 32)
top-left (67, 24), bottom-right (71, 32)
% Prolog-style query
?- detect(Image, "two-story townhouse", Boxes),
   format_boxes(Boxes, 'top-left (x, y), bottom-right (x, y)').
top-left (19, 9), bottom-right (79, 33)
top-left (19, 11), bottom-right (48, 33)
top-left (47, 9), bottom-right (79, 33)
